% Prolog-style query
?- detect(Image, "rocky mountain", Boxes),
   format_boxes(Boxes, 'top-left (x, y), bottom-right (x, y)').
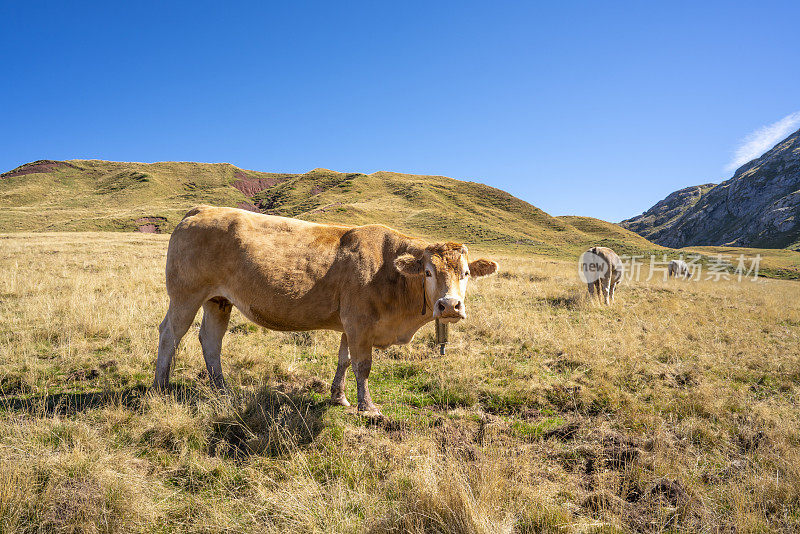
top-left (621, 184), bottom-right (716, 243)
top-left (621, 127), bottom-right (800, 249)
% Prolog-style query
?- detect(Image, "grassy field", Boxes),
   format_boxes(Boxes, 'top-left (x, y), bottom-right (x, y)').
top-left (1, 232), bottom-right (799, 533)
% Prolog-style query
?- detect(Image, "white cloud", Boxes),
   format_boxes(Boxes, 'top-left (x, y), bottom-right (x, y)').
top-left (726, 111), bottom-right (800, 172)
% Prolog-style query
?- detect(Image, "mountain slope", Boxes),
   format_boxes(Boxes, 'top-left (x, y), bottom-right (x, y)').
top-left (620, 184), bottom-right (716, 242)
top-left (0, 159), bottom-right (663, 257)
top-left (621, 127), bottom-right (800, 249)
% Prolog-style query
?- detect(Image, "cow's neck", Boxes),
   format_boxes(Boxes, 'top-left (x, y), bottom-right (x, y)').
top-left (364, 243), bottom-right (435, 348)
top-left (366, 274), bottom-right (430, 348)
top-left (405, 272), bottom-right (433, 322)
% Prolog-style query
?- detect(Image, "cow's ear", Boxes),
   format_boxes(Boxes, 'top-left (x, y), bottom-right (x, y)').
top-left (394, 253), bottom-right (423, 277)
top-left (468, 259), bottom-right (498, 278)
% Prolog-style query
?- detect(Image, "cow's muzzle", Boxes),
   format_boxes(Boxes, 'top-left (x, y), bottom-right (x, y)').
top-left (434, 297), bottom-right (466, 322)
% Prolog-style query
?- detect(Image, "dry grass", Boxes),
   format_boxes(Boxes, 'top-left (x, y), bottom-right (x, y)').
top-left (1, 232), bottom-right (799, 533)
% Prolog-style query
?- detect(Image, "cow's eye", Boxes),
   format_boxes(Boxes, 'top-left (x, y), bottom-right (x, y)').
top-left (425, 270), bottom-right (432, 277)
top-left (463, 271), bottom-right (470, 278)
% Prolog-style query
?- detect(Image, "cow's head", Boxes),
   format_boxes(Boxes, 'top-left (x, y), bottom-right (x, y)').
top-left (394, 242), bottom-right (498, 323)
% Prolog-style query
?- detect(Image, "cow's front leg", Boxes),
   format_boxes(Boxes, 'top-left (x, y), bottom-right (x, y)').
top-left (330, 333), bottom-right (351, 407)
top-left (349, 338), bottom-right (380, 415)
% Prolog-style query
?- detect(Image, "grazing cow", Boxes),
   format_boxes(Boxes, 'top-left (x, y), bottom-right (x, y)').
top-left (585, 246), bottom-right (623, 305)
top-left (668, 259), bottom-right (691, 279)
top-left (154, 206), bottom-right (498, 415)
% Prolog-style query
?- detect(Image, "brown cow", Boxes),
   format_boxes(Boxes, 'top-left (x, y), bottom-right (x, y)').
top-left (585, 246), bottom-right (623, 305)
top-left (154, 206), bottom-right (498, 415)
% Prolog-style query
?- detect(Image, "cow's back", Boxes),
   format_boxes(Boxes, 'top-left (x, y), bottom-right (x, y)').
top-left (590, 246), bottom-right (623, 280)
top-left (166, 206), bottom-right (357, 330)
top-left (669, 259), bottom-right (688, 276)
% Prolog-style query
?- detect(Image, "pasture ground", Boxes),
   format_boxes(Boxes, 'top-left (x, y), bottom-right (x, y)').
top-left (1, 232), bottom-right (799, 533)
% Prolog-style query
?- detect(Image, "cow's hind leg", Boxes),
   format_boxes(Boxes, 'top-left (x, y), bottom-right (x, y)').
top-left (609, 276), bottom-right (619, 303)
top-left (591, 280), bottom-right (602, 302)
top-left (330, 333), bottom-right (351, 406)
top-left (154, 298), bottom-right (203, 389)
top-left (199, 297), bottom-right (232, 390)
top-left (602, 276), bottom-right (612, 305)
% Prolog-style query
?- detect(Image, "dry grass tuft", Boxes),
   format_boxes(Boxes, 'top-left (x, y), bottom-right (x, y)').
top-left (369, 458), bottom-right (513, 534)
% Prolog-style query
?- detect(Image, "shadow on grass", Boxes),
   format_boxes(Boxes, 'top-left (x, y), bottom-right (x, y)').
top-left (0, 383), bottom-right (203, 416)
top-left (2, 381), bottom-right (332, 459)
top-left (210, 385), bottom-right (329, 458)
top-left (543, 293), bottom-right (585, 309)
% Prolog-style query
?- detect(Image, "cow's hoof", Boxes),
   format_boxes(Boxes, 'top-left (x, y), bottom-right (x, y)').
top-left (330, 395), bottom-right (351, 407)
top-left (357, 404), bottom-right (382, 417)
top-left (209, 377), bottom-right (227, 392)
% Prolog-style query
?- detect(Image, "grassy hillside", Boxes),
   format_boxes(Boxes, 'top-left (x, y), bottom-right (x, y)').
top-left (557, 215), bottom-right (667, 256)
top-left (0, 160), bottom-right (255, 233)
top-left (1, 233), bottom-right (798, 532)
top-left (0, 159), bottom-right (663, 257)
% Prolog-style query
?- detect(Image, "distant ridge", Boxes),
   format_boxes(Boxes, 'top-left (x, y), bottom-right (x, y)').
top-left (0, 159), bottom-right (664, 257)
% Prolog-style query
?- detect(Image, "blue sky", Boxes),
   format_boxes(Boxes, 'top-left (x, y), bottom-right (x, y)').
top-left (1, 1), bottom-right (798, 222)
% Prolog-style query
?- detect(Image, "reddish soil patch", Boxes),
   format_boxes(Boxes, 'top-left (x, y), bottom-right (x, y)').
top-left (1, 160), bottom-right (77, 178)
top-left (135, 216), bottom-right (167, 234)
top-left (231, 170), bottom-right (290, 196)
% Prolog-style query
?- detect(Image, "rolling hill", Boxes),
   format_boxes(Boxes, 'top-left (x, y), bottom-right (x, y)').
top-left (0, 159), bottom-right (667, 258)
top-left (621, 127), bottom-right (800, 249)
